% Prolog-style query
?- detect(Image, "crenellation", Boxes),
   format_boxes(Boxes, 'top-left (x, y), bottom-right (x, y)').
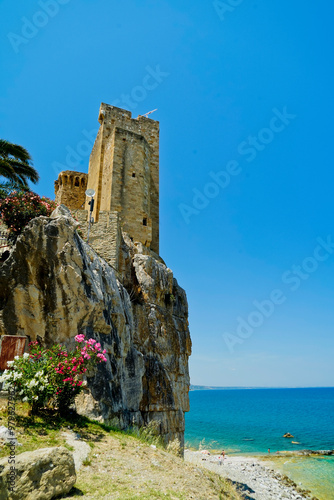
top-left (55, 170), bottom-right (88, 210)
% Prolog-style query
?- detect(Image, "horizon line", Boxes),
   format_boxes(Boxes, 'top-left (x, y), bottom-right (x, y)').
top-left (190, 384), bottom-right (334, 389)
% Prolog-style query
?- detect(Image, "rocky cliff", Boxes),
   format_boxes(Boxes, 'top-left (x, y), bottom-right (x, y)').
top-left (0, 211), bottom-right (191, 446)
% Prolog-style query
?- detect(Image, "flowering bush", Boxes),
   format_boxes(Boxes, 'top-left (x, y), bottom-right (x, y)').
top-left (0, 335), bottom-right (107, 414)
top-left (0, 190), bottom-right (57, 237)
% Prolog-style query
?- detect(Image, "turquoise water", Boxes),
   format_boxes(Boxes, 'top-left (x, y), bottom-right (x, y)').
top-left (185, 388), bottom-right (334, 499)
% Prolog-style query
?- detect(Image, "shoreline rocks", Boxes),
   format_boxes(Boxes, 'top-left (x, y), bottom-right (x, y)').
top-left (184, 450), bottom-right (316, 500)
top-left (293, 449), bottom-right (334, 456)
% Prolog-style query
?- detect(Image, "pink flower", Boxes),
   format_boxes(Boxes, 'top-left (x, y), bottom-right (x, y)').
top-left (97, 353), bottom-right (107, 362)
top-left (75, 334), bottom-right (85, 343)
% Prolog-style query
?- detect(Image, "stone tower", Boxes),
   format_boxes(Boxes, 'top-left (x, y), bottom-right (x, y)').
top-left (54, 171), bottom-right (88, 210)
top-left (85, 103), bottom-right (159, 254)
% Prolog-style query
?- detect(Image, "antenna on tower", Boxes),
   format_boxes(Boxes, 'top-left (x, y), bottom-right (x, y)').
top-left (137, 109), bottom-right (157, 119)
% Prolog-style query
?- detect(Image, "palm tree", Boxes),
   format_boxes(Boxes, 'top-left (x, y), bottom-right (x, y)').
top-left (0, 139), bottom-right (39, 191)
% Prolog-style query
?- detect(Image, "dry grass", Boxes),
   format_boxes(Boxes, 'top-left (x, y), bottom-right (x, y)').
top-left (69, 432), bottom-right (242, 499)
top-left (0, 394), bottom-right (242, 499)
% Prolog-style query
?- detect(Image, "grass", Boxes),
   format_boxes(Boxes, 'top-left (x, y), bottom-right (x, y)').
top-left (0, 395), bottom-right (242, 499)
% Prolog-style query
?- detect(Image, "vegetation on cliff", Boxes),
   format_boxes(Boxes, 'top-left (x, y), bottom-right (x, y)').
top-left (0, 336), bottom-right (107, 414)
top-left (0, 190), bottom-right (56, 237)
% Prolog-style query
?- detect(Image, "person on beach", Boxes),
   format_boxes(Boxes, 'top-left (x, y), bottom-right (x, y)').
top-left (268, 448), bottom-right (270, 453)
top-left (218, 456), bottom-right (222, 466)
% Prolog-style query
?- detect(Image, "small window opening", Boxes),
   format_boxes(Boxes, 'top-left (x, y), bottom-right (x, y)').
top-left (74, 177), bottom-right (79, 187)
top-left (143, 218), bottom-right (147, 226)
top-left (132, 172), bottom-right (136, 178)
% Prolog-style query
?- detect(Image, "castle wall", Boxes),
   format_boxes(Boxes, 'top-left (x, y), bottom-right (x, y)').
top-left (76, 210), bottom-right (121, 271)
top-left (84, 128), bottom-right (103, 218)
top-left (109, 128), bottom-right (152, 248)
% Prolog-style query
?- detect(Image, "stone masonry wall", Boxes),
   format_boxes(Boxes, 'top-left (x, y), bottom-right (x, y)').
top-left (76, 209), bottom-right (121, 271)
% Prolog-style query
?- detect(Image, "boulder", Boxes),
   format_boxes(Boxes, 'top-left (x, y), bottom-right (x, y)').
top-left (0, 446), bottom-right (76, 500)
top-left (0, 426), bottom-right (21, 446)
top-left (50, 204), bottom-right (72, 218)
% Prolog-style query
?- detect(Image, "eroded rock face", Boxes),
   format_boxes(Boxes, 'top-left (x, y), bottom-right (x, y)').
top-left (0, 215), bottom-right (191, 446)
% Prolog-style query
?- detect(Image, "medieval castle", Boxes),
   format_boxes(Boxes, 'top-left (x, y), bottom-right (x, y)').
top-left (54, 103), bottom-right (160, 268)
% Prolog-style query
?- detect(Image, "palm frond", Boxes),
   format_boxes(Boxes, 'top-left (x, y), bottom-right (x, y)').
top-left (0, 139), bottom-right (32, 163)
top-left (3, 160), bottom-right (39, 183)
top-left (0, 139), bottom-right (39, 188)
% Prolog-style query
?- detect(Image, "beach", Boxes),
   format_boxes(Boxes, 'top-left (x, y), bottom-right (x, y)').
top-left (185, 388), bottom-right (334, 499)
top-left (184, 450), bottom-right (314, 500)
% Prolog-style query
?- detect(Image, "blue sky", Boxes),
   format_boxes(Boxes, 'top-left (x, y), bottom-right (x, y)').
top-left (1, 0), bottom-right (333, 387)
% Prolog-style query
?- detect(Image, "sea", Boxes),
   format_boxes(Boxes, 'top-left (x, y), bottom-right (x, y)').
top-left (185, 388), bottom-right (334, 500)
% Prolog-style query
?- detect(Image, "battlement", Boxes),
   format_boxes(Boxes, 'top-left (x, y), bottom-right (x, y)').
top-left (98, 102), bottom-right (160, 131)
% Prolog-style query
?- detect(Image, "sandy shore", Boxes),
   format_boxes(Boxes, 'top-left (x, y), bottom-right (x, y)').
top-left (184, 450), bottom-right (313, 500)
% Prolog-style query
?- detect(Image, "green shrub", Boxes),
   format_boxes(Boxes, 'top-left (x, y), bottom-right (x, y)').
top-left (0, 190), bottom-right (57, 238)
top-left (0, 335), bottom-right (107, 414)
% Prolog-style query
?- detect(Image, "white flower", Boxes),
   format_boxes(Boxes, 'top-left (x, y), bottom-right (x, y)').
top-left (33, 395), bottom-right (38, 400)
top-left (23, 353), bottom-right (29, 359)
top-left (0, 370), bottom-right (10, 382)
top-left (7, 361), bottom-right (14, 367)
top-left (14, 356), bottom-right (19, 360)
top-left (22, 397), bottom-right (28, 402)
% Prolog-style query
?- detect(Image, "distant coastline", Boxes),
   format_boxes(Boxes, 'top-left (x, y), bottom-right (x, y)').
top-left (189, 384), bottom-right (334, 391)
top-left (190, 385), bottom-right (263, 391)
